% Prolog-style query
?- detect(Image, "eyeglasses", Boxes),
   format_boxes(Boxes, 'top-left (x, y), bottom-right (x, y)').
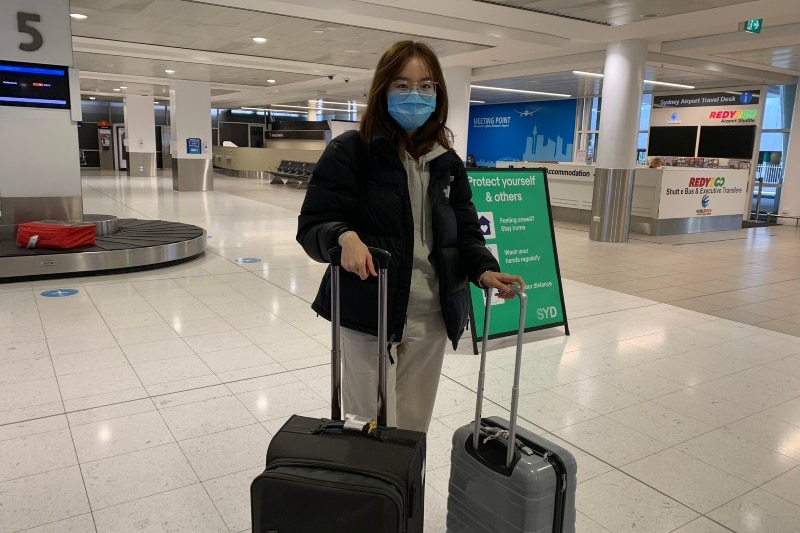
top-left (389, 79), bottom-right (438, 97)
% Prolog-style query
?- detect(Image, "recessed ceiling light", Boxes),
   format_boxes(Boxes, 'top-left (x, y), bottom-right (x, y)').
top-left (470, 85), bottom-right (571, 98)
top-left (266, 79), bottom-right (276, 84)
top-left (572, 70), bottom-right (694, 89)
top-left (70, 13), bottom-right (88, 20)
top-left (243, 104), bottom-right (354, 113)
top-left (573, 70), bottom-right (605, 78)
top-left (469, 100), bottom-right (485, 104)
top-left (119, 86), bottom-right (127, 89)
top-left (252, 37), bottom-right (268, 44)
top-left (89, 96), bottom-right (96, 100)
top-left (312, 29), bottom-right (324, 34)
top-left (318, 100), bottom-right (367, 108)
top-left (112, 88), bottom-right (121, 92)
top-left (644, 79), bottom-right (695, 89)
top-left (164, 69), bottom-right (175, 74)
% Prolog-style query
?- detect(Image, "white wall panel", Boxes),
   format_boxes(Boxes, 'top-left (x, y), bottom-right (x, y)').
top-left (0, 107), bottom-right (81, 197)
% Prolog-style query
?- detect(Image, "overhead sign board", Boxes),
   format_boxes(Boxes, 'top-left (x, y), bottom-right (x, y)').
top-left (743, 19), bottom-right (763, 34)
top-left (653, 91), bottom-right (760, 109)
top-left (265, 130), bottom-right (326, 140)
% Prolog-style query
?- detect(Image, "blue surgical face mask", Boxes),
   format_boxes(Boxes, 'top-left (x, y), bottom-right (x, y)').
top-left (387, 90), bottom-right (436, 132)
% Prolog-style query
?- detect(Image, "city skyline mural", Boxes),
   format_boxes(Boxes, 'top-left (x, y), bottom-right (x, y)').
top-left (467, 99), bottom-right (578, 167)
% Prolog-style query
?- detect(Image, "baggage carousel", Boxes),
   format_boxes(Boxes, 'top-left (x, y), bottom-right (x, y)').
top-left (0, 216), bottom-right (206, 281)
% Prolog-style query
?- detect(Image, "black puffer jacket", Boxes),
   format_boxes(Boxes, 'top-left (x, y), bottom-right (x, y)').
top-left (296, 131), bottom-right (499, 348)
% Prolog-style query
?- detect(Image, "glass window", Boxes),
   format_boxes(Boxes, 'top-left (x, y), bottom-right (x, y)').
top-left (586, 133), bottom-right (598, 158)
top-left (589, 97), bottom-right (601, 130)
top-left (154, 105), bottom-right (169, 126)
top-left (762, 85), bottom-right (795, 130)
top-left (639, 93), bottom-right (653, 132)
top-left (109, 102), bottom-right (125, 123)
top-left (637, 132), bottom-right (649, 151)
top-left (80, 100), bottom-right (110, 123)
top-left (759, 132), bottom-right (790, 165)
top-left (219, 123), bottom-right (248, 147)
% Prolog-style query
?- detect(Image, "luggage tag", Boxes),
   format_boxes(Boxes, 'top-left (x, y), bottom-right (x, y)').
top-left (344, 413), bottom-right (378, 434)
top-left (482, 427), bottom-right (534, 456)
top-left (26, 235), bottom-right (40, 249)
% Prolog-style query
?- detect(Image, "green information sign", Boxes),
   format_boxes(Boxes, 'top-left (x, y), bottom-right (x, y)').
top-left (743, 18), bottom-right (763, 33)
top-left (467, 168), bottom-right (569, 351)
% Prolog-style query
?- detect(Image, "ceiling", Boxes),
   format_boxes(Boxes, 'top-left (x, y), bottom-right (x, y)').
top-left (68, 0), bottom-right (800, 110)
top-left (474, 0), bottom-right (756, 26)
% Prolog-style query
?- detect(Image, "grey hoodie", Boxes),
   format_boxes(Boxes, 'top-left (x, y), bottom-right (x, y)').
top-left (402, 143), bottom-right (449, 317)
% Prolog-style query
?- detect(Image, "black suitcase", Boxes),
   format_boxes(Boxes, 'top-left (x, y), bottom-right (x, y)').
top-left (251, 247), bottom-right (426, 533)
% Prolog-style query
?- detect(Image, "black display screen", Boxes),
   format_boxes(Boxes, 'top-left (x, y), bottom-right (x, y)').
top-left (647, 126), bottom-right (698, 157)
top-left (0, 60), bottom-right (71, 110)
top-left (697, 125), bottom-right (756, 159)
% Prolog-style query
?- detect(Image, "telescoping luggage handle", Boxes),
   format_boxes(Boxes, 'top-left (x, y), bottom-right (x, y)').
top-left (328, 246), bottom-right (392, 427)
top-left (473, 286), bottom-right (527, 468)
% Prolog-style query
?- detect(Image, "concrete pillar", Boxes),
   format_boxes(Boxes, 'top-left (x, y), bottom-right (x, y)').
top-left (170, 81), bottom-right (212, 191)
top-left (308, 99), bottom-right (320, 121)
top-left (589, 39), bottom-right (647, 242)
top-left (778, 84), bottom-right (800, 218)
top-left (443, 66), bottom-right (471, 161)
top-left (0, 0), bottom-right (83, 229)
top-left (124, 95), bottom-right (157, 177)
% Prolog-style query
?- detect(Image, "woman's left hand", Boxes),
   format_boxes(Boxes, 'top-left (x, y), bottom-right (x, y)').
top-left (479, 271), bottom-right (525, 300)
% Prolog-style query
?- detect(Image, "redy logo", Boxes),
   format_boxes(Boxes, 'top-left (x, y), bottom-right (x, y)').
top-left (708, 109), bottom-right (758, 122)
top-left (688, 177), bottom-right (725, 187)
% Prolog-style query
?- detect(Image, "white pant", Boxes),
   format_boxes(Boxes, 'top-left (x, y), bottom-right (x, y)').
top-left (341, 311), bottom-right (447, 433)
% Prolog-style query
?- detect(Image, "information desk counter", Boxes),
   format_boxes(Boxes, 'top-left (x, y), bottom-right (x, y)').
top-left (495, 162), bottom-right (750, 235)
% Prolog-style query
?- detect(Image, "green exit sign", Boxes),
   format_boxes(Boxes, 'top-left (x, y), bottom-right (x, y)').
top-left (743, 19), bottom-right (763, 33)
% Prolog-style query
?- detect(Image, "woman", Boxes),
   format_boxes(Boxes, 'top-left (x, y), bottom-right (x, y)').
top-left (297, 41), bottom-right (523, 433)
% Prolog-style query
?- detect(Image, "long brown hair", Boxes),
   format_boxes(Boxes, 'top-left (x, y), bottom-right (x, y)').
top-left (359, 41), bottom-right (453, 158)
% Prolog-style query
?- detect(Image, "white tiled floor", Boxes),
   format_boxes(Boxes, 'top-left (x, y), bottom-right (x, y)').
top-left (1, 170), bottom-right (800, 532)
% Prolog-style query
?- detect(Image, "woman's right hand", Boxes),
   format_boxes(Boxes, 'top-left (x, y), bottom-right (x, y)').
top-left (339, 232), bottom-right (377, 280)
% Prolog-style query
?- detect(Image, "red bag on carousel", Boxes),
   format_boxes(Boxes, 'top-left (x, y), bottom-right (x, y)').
top-left (16, 221), bottom-right (96, 249)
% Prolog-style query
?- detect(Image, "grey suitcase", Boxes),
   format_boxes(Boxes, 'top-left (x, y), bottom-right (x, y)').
top-left (447, 287), bottom-right (577, 533)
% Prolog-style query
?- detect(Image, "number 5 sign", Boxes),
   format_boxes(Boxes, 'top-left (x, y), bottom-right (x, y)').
top-left (1, 0), bottom-right (73, 66)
